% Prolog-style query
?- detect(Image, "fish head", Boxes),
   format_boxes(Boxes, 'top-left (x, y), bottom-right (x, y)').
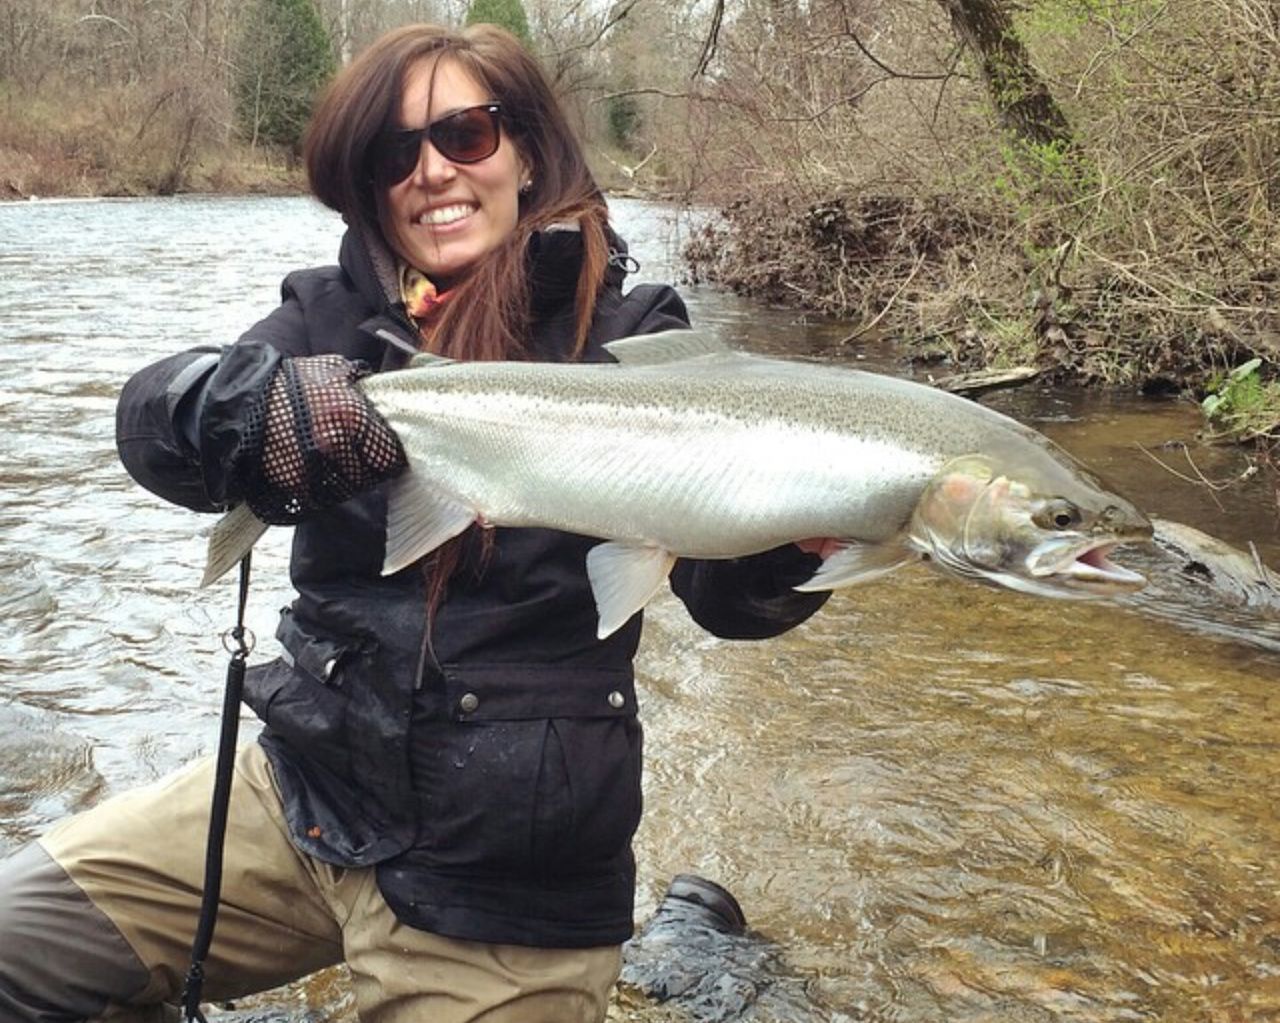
top-left (908, 453), bottom-right (1153, 598)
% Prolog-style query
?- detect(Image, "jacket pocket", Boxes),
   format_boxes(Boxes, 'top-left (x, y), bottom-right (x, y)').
top-left (416, 664), bottom-right (643, 880)
top-left (244, 609), bottom-right (373, 775)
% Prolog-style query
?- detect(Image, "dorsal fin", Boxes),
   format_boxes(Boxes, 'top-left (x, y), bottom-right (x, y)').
top-left (407, 351), bottom-right (455, 369)
top-left (603, 329), bottom-right (731, 366)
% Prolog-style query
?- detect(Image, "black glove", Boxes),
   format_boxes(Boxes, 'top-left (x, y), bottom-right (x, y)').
top-left (240, 355), bottom-right (407, 524)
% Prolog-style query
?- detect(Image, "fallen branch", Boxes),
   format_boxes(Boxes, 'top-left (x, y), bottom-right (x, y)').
top-left (930, 365), bottom-right (1041, 395)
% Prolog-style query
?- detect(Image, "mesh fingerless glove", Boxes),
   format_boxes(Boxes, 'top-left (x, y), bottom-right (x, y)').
top-left (240, 355), bottom-right (407, 524)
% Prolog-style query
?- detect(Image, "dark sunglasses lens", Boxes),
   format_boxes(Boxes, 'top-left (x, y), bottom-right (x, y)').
top-left (431, 107), bottom-right (500, 164)
top-left (373, 134), bottom-right (423, 187)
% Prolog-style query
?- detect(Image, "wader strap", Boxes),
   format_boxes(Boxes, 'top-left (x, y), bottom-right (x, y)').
top-left (181, 553), bottom-right (253, 1023)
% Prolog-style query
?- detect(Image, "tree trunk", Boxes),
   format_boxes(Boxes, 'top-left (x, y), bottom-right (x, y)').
top-left (938, 0), bottom-right (1072, 149)
top-left (339, 0), bottom-right (353, 65)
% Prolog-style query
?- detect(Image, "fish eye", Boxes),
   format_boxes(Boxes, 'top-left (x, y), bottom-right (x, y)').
top-left (1035, 499), bottom-right (1082, 531)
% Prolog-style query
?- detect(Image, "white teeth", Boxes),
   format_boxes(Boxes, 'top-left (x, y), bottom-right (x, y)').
top-left (418, 204), bottom-right (473, 226)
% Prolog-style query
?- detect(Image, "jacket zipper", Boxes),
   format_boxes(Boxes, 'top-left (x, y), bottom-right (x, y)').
top-left (374, 325), bottom-right (420, 360)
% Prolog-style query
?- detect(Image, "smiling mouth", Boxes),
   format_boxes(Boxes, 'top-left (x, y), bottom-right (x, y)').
top-left (417, 203), bottom-right (475, 227)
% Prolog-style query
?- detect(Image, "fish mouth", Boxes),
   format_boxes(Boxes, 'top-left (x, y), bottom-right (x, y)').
top-left (1030, 538), bottom-right (1148, 595)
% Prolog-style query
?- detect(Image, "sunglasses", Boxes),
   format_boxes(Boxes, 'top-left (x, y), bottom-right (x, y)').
top-left (370, 103), bottom-right (503, 187)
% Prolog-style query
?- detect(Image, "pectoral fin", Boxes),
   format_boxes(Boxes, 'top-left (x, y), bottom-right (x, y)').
top-left (202, 504), bottom-right (270, 587)
top-left (793, 540), bottom-right (918, 591)
top-left (382, 472), bottom-right (475, 576)
top-left (585, 541), bottom-right (677, 639)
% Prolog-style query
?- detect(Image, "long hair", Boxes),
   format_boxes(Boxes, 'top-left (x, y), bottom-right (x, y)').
top-left (305, 25), bottom-right (612, 611)
top-left (304, 23), bottom-right (610, 361)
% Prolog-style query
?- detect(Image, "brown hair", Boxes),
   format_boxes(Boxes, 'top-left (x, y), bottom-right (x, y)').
top-left (306, 24), bottom-right (612, 610)
top-left (304, 23), bottom-right (610, 361)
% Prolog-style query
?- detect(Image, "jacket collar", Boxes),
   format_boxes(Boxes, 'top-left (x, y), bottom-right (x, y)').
top-left (340, 218), bottom-right (636, 365)
top-left (342, 220), bottom-right (404, 313)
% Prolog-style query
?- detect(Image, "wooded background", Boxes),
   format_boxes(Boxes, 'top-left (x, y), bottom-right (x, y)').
top-left (2, 0), bottom-right (1278, 442)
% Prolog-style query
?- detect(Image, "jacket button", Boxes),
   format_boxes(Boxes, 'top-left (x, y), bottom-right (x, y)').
top-left (459, 692), bottom-right (479, 714)
top-left (607, 690), bottom-right (626, 709)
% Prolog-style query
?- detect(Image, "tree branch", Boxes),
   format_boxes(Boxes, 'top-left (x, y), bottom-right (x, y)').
top-left (693, 0), bottom-right (725, 79)
top-left (841, 22), bottom-right (954, 82)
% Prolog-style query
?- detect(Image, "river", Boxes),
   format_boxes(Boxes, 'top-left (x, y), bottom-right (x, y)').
top-left (0, 195), bottom-right (1277, 1022)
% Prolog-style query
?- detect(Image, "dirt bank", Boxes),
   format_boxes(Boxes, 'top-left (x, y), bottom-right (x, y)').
top-left (683, 191), bottom-right (1280, 459)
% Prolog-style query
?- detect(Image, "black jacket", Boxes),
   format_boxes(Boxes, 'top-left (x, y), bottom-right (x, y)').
top-left (115, 222), bottom-right (828, 947)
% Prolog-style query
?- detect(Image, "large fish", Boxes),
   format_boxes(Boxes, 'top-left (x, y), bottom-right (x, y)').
top-left (206, 330), bottom-right (1152, 637)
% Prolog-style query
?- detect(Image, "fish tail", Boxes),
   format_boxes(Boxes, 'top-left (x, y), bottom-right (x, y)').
top-left (201, 504), bottom-right (269, 587)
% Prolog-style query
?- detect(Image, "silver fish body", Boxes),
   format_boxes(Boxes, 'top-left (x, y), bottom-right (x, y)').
top-left (203, 331), bottom-right (1151, 637)
top-left (377, 353), bottom-right (997, 549)
top-left (349, 330), bottom-right (1151, 637)
top-left (371, 354), bottom-right (936, 555)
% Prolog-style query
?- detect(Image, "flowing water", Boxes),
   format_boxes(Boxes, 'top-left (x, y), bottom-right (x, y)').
top-left (0, 196), bottom-right (1276, 1022)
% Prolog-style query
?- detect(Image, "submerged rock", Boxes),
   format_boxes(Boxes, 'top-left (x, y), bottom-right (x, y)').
top-left (1151, 517), bottom-right (1280, 615)
top-left (1121, 517), bottom-right (1280, 654)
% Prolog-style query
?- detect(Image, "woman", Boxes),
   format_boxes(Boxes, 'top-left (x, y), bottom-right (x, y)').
top-left (0, 23), bottom-right (827, 1023)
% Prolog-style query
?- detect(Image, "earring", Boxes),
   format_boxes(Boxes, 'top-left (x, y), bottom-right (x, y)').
top-left (519, 179), bottom-right (533, 194)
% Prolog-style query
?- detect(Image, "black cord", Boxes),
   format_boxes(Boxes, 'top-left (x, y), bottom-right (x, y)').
top-left (180, 552), bottom-right (253, 1023)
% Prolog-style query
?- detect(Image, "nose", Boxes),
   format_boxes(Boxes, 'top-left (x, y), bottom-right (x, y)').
top-left (409, 139), bottom-right (457, 187)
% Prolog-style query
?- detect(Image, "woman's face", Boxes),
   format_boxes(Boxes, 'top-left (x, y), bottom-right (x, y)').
top-left (382, 57), bottom-right (528, 287)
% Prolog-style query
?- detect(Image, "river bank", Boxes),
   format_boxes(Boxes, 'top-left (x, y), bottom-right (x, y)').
top-left (0, 88), bottom-right (306, 201)
top-left (684, 192), bottom-right (1280, 458)
top-left (0, 144), bottom-right (304, 202)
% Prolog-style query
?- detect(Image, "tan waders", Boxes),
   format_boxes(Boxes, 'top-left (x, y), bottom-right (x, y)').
top-left (0, 744), bottom-right (620, 1023)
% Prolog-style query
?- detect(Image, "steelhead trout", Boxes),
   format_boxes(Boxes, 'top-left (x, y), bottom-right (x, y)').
top-left (206, 330), bottom-right (1153, 638)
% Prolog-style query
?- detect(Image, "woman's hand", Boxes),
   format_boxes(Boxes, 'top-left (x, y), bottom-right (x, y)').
top-left (246, 355), bottom-right (407, 523)
top-left (794, 537), bottom-right (843, 559)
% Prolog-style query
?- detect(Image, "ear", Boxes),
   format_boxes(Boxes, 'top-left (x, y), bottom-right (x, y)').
top-left (515, 149), bottom-right (535, 193)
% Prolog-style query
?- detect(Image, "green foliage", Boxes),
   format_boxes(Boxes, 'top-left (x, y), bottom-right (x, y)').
top-left (1202, 359), bottom-right (1280, 440)
top-left (1203, 359), bottom-right (1263, 421)
top-left (465, 0), bottom-right (533, 49)
top-left (981, 311), bottom-right (1038, 367)
top-left (1019, 0), bottom-right (1163, 45)
top-left (606, 93), bottom-right (641, 149)
top-left (234, 0), bottom-right (335, 152)
top-left (1018, 0), bottom-right (1091, 38)
top-left (993, 136), bottom-right (1094, 205)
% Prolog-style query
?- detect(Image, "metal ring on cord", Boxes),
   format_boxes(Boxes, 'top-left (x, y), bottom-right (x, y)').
top-left (221, 626), bottom-right (255, 657)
